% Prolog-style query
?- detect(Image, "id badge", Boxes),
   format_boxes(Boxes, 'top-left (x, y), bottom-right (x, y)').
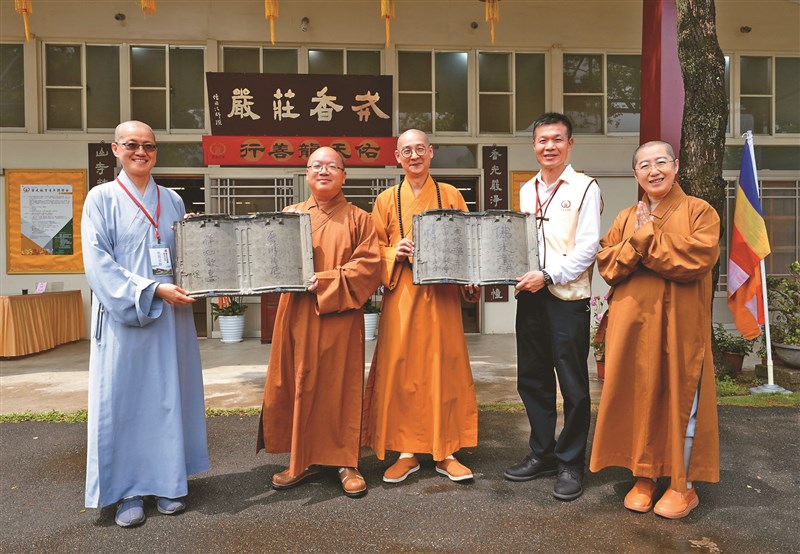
top-left (149, 245), bottom-right (174, 276)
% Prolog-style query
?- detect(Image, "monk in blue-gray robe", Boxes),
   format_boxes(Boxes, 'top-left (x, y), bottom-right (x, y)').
top-left (82, 120), bottom-right (208, 527)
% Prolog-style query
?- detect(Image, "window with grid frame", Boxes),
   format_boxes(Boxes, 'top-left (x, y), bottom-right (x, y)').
top-left (44, 43), bottom-right (120, 131)
top-left (221, 47), bottom-right (381, 76)
top-left (130, 45), bottom-right (205, 131)
top-left (477, 51), bottom-right (546, 135)
top-left (739, 55), bottom-right (800, 136)
top-left (397, 50), bottom-right (469, 134)
top-left (562, 53), bottom-right (641, 135)
top-left (1, 43), bottom-right (25, 129)
top-left (719, 178), bottom-right (800, 291)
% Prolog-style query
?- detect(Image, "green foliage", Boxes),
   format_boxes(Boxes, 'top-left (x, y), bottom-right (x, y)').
top-left (0, 409), bottom-right (88, 423)
top-left (363, 298), bottom-right (381, 314)
top-left (589, 294), bottom-right (608, 359)
top-left (210, 295), bottom-right (248, 320)
top-left (717, 391), bottom-right (800, 408)
top-left (767, 261), bottom-right (800, 347)
top-left (716, 375), bottom-right (746, 397)
top-left (713, 323), bottom-right (756, 355)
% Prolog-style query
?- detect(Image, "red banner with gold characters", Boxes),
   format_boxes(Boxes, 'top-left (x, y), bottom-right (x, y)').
top-left (203, 135), bottom-right (397, 167)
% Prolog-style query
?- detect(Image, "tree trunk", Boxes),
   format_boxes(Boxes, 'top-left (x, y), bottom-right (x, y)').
top-left (676, 0), bottom-right (730, 376)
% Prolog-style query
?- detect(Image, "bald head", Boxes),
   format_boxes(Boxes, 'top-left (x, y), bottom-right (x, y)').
top-left (308, 146), bottom-right (345, 168)
top-left (115, 120), bottom-right (155, 143)
top-left (633, 141), bottom-right (676, 168)
top-left (397, 129), bottom-right (430, 150)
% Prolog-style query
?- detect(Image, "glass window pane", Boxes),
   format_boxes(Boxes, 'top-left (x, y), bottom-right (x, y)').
top-left (169, 47), bottom-right (205, 129)
top-left (740, 56), bottom-right (771, 95)
top-left (479, 94), bottom-right (511, 133)
top-left (563, 54), bottom-right (602, 94)
top-left (398, 51), bottom-right (431, 91)
top-left (515, 53), bottom-right (545, 133)
top-left (131, 46), bottom-right (165, 87)
top-left (47, 89), bottom-right (82, 129)
top-left (46, 44), bottom-right (82, 86)
top-left (156, 142), bottom-right (205, 167)
top-left (607, 55), bottom-right (641, 133)
top-left (87, 45), bottom-right (120, 129)
top-left (308, 49), bottom-right (343, 75)
top-left (564, 96), bottom-right (603, 134)
top-left (224, 47), bottom-right (259, 72)
top-left (479, 52), bottom-right (510, 92)
top-left (740, 97), bottom-right (771, 135)
top-left (132, 89), bottom-right (167, 129)
top-left (347, 50), bottom-right (381, 75)
top-left (435, 51), bottom-right (468, 132)
top-left (263, 49), bottom-right (297, 73)
top-left (430, 145), bottom-right (477, 169)
top-left (398, 93), bottom-right (432, 132)
top-left (0, 43), bottom-right (25, 127)
top-left (776, 57), bottom-right (800, 134)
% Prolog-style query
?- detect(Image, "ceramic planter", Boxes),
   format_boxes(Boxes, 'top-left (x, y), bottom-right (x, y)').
top-left (218, 315), bottom-right (245, 343)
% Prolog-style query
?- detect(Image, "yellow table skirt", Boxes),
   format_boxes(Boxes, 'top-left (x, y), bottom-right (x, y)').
top-left (0, 290), bottom-right (85, 357)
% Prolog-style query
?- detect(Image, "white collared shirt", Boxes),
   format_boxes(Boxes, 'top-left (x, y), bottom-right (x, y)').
top-left (519, 164), bottom-right (602, 285)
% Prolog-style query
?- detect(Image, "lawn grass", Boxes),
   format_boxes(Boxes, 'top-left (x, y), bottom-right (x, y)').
top-left (1, 379), bottom-right (797, 423)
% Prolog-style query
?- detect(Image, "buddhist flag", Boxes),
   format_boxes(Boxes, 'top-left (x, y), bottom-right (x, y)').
top-left (727, 131), bottom-right (771, 340)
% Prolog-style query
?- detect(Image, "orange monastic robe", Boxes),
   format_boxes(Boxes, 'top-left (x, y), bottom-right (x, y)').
top-left (258, 193), bottom-right (381, 475)
top-left (589, 184), bottom-right (721, 488)
top-left (361, 176), bottom-right (478, 461)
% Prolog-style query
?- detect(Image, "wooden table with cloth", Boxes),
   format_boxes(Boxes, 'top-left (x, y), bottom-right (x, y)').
top-left (0, 290), bottom-right (85, 357)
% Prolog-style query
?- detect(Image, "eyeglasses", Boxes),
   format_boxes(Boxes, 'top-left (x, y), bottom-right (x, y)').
top-left (398, 144), bottom-right (430, 159)
top-left (634, 159), bottom-right (675, 173)
top-left (307, 162), bottom-right (344, 173)
top-left (116, 141), bottom-right (158, 153)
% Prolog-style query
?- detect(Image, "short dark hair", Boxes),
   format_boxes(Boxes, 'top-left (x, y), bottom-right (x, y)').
top-left (532, 112), bottom-right (573, 139)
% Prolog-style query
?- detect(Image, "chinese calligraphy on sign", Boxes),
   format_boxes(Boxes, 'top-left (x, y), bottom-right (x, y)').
top-left (207, 73), bottom-right (393, 137)
top-left (482, 145), bottom-right (510, 302)
top-left (203, 136), bottom-right (397, 167)
top-left (88, 143), bottom-right (116, 189)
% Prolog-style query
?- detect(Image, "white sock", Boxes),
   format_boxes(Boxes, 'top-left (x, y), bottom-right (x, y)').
top-left (399, 452), bottom-right (414, 459)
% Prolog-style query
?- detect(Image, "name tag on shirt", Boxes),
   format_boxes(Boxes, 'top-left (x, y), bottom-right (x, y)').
top-left (149, 245), bottom-right (174, 276)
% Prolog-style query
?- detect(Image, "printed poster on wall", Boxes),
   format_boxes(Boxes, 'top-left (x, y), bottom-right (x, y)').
top-left (20, 185), bottom-right (74, 255)
top-left (6, 169), bottom-right (86, 274)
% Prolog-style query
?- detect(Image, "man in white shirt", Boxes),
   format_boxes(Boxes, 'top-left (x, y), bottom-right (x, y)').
top-left (504, 112), bottom-right (602, 501)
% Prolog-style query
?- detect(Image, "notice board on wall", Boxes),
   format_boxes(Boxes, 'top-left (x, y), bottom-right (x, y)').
top-left (5, 169), bottom-right (86, 274)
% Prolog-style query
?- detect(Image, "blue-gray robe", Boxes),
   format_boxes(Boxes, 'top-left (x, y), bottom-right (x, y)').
top-left (82, 170), bottom-right (208, 509)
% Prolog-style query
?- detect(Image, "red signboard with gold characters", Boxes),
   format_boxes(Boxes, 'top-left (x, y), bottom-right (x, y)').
top-left (203, 135), bottom-right (397, 167)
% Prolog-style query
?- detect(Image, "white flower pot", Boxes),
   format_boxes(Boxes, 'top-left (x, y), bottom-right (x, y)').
top-left (364, 313), bottom-right (379, 341)
top-left (218, 315), bottom-right (245, 343)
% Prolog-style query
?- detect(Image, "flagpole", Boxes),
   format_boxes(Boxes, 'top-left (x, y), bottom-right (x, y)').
top-left (747, 132), bottom-right (790, 395)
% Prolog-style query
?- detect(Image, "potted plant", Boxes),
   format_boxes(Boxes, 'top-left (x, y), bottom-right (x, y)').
top-left (713, 323), bottom-right (755, 375)
top-left (589, 293), bottom-right (608, 382)
top-left (767, 260), bottom-right (800, 368)
top-left (363, 297), bottom-right (380, 341)
top-left (211, 295), bottom-right (248, 343)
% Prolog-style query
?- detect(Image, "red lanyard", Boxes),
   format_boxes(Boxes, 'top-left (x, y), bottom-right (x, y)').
top-left (534, 178), bottom-right (563, 223)
top-left (117, 177), bottom-right (161, 243)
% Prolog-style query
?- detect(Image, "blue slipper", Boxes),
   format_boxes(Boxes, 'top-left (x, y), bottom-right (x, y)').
top-left (156, 497), bottom-right (186, 515)
top-left (115, 496), bottom-right (145, 527)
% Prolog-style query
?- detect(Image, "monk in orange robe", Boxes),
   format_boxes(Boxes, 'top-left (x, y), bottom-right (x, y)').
top-left (589, 141), bottom-right (721, 519)
top-left (257, 147), bottom-right (381, 497)
top-left (361, 129), bottom-right (480, 483)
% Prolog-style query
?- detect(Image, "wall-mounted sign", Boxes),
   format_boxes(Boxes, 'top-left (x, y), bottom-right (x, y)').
top-left (203, 135), bottom-right (397, 167)
top-left (88, 143), bottom-right (116, 188)
top-left (5, 169), bottom-right (86, 274)
top-left (206, 73), bottom-right (393, 137)
top-left (483, 145), bottom-right (510, 301)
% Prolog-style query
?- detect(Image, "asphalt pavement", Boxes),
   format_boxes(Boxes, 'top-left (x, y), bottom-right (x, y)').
top-left (1, 407), bottom-right (798, 553)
